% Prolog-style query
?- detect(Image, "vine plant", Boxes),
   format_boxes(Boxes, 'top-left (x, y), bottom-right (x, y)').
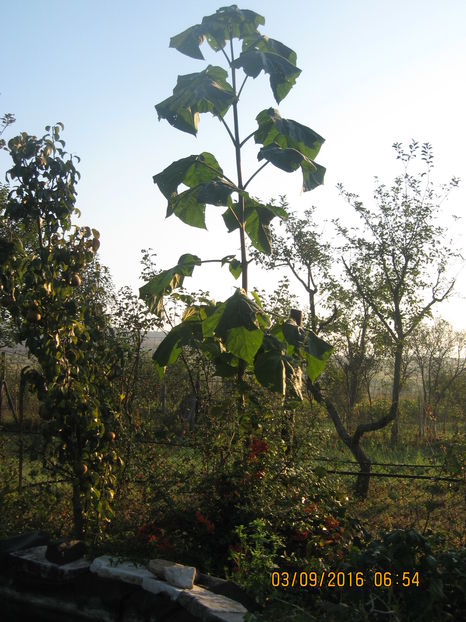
top-left (140, 5), bottom-right (332, 400)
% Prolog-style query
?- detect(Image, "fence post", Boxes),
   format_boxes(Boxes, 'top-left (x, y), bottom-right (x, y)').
top-left (0, 351), bottom-right (5, 425)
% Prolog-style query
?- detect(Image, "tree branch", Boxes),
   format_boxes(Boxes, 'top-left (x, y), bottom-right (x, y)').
top-left (240, 130), bottom-right (256, 148)
top-left (243, 161), bottom-right (269, 190)
top-left (237, 75), bottom-right (248, 99)
top-left (343, 258), bottom-right (397, 341)
top-left (219, 116), bottom-right (237, 147)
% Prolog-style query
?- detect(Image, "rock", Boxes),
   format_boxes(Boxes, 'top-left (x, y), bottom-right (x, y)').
top-left (9, 545), bottom-right (90, 583)
top-left (46, 539), bottom-right (86, 565)
top-left (142, 575), bottom-right (183, 601)
top-left (0, 532), bottom-right (50, 572)
top-left (196, 574), bottom-right (258, 612)
top-left (90, 555), bottom-right (153, 586)
top-left (148, 558), bottom-right (196, 589)
top-left (147, 558), bottom-right (173, 578)
top-left (178, 586), bottom-right (247, 622)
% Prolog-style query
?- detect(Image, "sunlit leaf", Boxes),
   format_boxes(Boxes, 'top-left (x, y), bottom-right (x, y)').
top-left (228, 258), bottom-right (242, 279)
top-left (139, 254), bottom-right (201, 317)
top-left (242, 35), bottom-right (297, 65)
top-left (152, 320), bottom-right (202, 376)
top-left (226, 326), bottom-right (263, 365)
top-left (215, 289), bottom-right (264, 338)
top-left (171, 178), bottom-right (237, 228)
top-left (305, 332), bottom-right (333, 382)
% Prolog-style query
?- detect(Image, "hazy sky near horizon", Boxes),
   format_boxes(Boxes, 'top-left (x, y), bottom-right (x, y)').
top-left (1, 0), bottom-right (465, 328)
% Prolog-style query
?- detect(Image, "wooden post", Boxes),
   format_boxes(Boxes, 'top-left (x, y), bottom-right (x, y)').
top-left (18, 366), bottom-right (28, 494)
top-left (0, 351), bottom-right (5, 425)
top-left (290, 308), bottom-right (303, 327)
top-left (283, 309), bottom-right (303, 454)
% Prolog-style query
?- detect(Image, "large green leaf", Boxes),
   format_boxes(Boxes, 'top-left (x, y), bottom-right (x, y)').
top-left (154, 153), bottom-right (237, 228)
top-left (215, 289), bottom-right (263, 339)
top-left (304, 332), bottom-right (333, 382)
top-left (255, 109), bottom-right (326, 191)
top-left (242, 35), bottom-right (297, 65)
top-left (202, 302), bottom-right (226, 338)
top-left (226, 326), bottom-right (263, 365)
top-left (255, 108), bottom-right (324, 160)
top-left (170, 6), bottom-right (265, 59)
top-left (254, 348), bottom-right (286, 396)
top-left (282, 319), bottom-right (305, 348)
top-left (257, 145), bottom-right (304, 172)
top-left (233, 49), bottom-right (301, 103)
top-left (301, 160), bottom-right (326, 192)
top-left (202, 6), bottom-right (265, 52)
top-left (253, 333), bottom-right (303, 399)
top-left (200, 290), bottom-right (266, 365)
top-left (169, 24), bottom-right (205, 60)
top-left (171, 178), bottom-right (237, 228)
top-left (155, 66), bottom-right (235, 135)
top-left (139, 254), bottom-right (201, 317)
top-left (152, 320), bottom-right (203, 377)
top-left (154, 153), bottom-right (222, 199)
top-left (213, 352), bottom-right (238, 377)
top-left (222, 197), bottom-right (288, 254)
top-left (257, 145), bottom-right (324, 192)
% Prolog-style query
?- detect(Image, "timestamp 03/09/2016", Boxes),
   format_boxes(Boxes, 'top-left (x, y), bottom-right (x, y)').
top-left (271, 570), bottom-right (420, 589)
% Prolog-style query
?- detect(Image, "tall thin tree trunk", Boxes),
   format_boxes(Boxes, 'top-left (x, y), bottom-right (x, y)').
top-left (0, 352), bottom-right (5, 425)
top-left (72, 481), bottom-right (84, 538)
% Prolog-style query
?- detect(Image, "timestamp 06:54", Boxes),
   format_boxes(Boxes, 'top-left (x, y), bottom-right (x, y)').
top-left (271, 570), bottom-right (420, 589)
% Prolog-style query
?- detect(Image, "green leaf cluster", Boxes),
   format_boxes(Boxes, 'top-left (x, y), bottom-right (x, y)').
top-left (139, 253), bottom-right (201, 316)
top-left (152, 289), bottom-right (332, 392)
top-left (255, 108), bottom-right (326, 190)
top-left (155, 66), bottom-right (236, 136)
top-left (169, 5), bottom-right (265, 59)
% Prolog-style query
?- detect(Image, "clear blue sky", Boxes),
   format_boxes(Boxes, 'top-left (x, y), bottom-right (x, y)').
top-left (1, 0), bottom-right (465, 327)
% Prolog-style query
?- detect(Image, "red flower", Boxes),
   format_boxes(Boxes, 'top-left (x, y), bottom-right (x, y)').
top-left (324, 515), bottom-right (340, 530)
top-left (156, 537), bottom-right (173, 553)
top-left (248, 437), bottom-right (269, 461)
top-left (136, 522), bottom-right (156, 541)
top-left (304, 502), bottom-right (318, 514)
top-left (195, 510), bottom-right (215, 533)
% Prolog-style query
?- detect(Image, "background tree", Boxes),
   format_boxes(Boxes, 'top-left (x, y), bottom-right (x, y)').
top-left (252, 201), bottom-right (335, 333)
top-left (335, 141), bottom-right (459, 446)
top-left (412, 318), bottom-right (466, 436)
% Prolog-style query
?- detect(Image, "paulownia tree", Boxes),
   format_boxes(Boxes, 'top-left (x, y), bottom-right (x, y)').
top-left (140, 5), bottom-right (332, 405)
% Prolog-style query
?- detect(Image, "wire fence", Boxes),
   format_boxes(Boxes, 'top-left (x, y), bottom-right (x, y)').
top-left (1, 345), bottom-right (464, 491)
